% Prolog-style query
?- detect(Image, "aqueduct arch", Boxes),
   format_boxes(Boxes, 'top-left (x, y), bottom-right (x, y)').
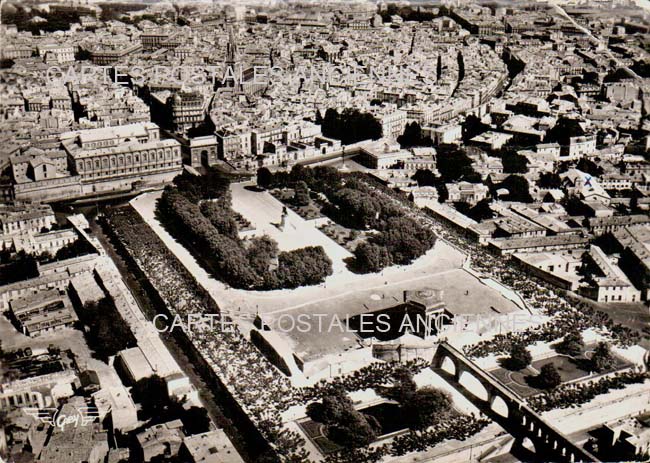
top-left (431, 342), bottom-right (599, 463)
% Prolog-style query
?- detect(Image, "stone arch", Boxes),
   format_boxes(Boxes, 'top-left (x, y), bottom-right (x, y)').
top-left (440, 355), bottom-right (457, 377)
top-left (458, 370), bottom-right (489, 402)
top-left (490, 394), bottom-right (509, 418)
top-left (522, 437), bottom-right (536, 453)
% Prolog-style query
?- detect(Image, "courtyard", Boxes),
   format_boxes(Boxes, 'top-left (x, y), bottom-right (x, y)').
top-left (489, 344), bottom-right (633, 398)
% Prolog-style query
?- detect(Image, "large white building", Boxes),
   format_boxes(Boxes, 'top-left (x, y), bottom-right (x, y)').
top-left (61, 123), bottom-right (183, 195)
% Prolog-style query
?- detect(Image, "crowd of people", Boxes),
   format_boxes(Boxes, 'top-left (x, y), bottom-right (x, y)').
top-left (103, 205), bottom-right (496, 461)
top-left (100, 168), bottom-right (646, 460)
top-left (295, 359), bottom-right (429, 404)
top-left (103, 207), bottom-right (304, 460)
top-left (359, 177), bottom-right (640, 359)
top-left (528, 370), bottom-right (649, 412)
top-left (322, 413), bottom-right (491, 463)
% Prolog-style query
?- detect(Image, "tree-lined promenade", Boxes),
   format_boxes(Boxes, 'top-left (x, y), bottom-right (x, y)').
top-left (258, 165), bottom-right (437, 273)
top-left (103, 205), bottom-right (489, 463)
top-left (158, 168), bottom-right (332, 290)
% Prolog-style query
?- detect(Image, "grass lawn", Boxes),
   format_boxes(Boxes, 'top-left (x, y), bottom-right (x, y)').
top-left (490, 343), bottom-right (633, 398)
top-left (318, 222), bottom-right (368, 252)
top-left (270, 188), bottom-right (324, 221)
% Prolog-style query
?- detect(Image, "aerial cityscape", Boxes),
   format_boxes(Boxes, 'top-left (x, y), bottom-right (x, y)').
top-left (0, 0), bottom-right (650, 462)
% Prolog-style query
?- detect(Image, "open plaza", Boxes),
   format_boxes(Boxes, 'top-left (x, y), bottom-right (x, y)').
top-left (130, 182), bottom-right (527, 373)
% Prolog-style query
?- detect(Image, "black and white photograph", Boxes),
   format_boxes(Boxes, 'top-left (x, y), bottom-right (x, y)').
top-left (0, 0), bottom-right (650, 462)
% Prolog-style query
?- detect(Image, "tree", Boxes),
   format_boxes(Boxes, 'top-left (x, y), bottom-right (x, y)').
top-left (353, 242), bottom-right (392, 273)
top-left (403, 387), bottom-right (452, 430)
top-left (545, 117), bottom-right (586, 145)
top-left (590, 342), bottom-right (614, 372)
top-left (556, 332), bottom-right (584, 356)
top-left (536, 364), bottom-right (562, 389)
top-left (457, 50), bottom-right (465, 81)
top-left (293, 181), bottom-right (310, 206)
top-left (501, 150), bottom-right (529, 174)
top-left (576, 158), bottom-right (604, 177)
top-left (462, 115), bottom-right (488, 142)
top-left (467, 199), bottom-right (494, 221)
top-left (246, 236), bottom-right (278, 275)
top-left (538, 172), bottom-right (562, 189)
top-left (321, 108), bottom-right (382, 145)
top-left (507, 343), bottom-right (532, 370)
top-left (412, 169), bottom-right (437, 187)
top-left (132, 375), bottom-right (170, 419)
top-left (381, 367), bottom-right (417, 403)
top-left (200, 201), bottom-right (239, 239)
top-left (257, 167), bottom-right (274, 189)
top-left (397, 122), bottom-right (432, 148)
top-left (436, 146), bottom-right (480, 183)
top-left (561, 195), bottom-right (587, 216)
top-left (81, 297), bottom-right (135, 360)
top-left (181, 406), bottom-right (211, 435)
top-left (306, 390), bottom-right (378, 448)
top-left (495, 175), bottom-right (533, 203)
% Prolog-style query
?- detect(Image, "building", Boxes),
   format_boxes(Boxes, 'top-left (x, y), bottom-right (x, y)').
top-left (10, 147), bottom-right (83, 202)
top-left (92, 384), bottom-right (138, 432)
top-left (168, 92), bottom-right (205, 134)
top-left (469, 131), bottom-right (514, 151)
top-left (216, 127), bottom-right (252, 161)
top-left (424, 123), bottom-right (463, 146)
top-left (89, 43), bottom-right (143, 65)
top-left (38, 398), bottom-right (108, 463)
top-left (355, 140), bottom-right (411, 170)
top-left (0, 254), bottom-right (98, 311)
top-left (9, 289), bottom-right (78, 337)
top-left (446, 181), bottom-right (488, 205)
top-left (36, 44), bottom-right (75, 64)
top-left (567, 135), bottom-right (597, 159)
top-left (585, 245), bottom-right (641, 303)
top-left (62, 122), bottom-right (183, 196)
top-left (488, 234), bottom-right (589, 255)
top-left (184, 136), bottom-right (218, 167)
top-left (595, 414), bottom-right (650, 461)
top-left (368, 105), bottom-right (408, 140)
top-left (513, 250), bottom-right (584, 291)
top-left (613, 225), bottom-right (650, 300)
top-left (10, 228), bottom-right (78, 255)
top-left (136, 419), bottom-right (184, 462)
top-left (562, 169), bottom-right (611, 205)
top-left (180, 430), bottom-right (245, 463)
top-left (587, 214), bottom-right (650, 236)
top-left (0, 203), bottom-right (55, 237)
top-left (141, 31), bottom-right (170, 50)
top-left (0, 369), bottom-right (77, 411)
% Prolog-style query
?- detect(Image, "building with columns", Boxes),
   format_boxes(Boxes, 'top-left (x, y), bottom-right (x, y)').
top-left (61, 122), bottom-right (183, 195)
